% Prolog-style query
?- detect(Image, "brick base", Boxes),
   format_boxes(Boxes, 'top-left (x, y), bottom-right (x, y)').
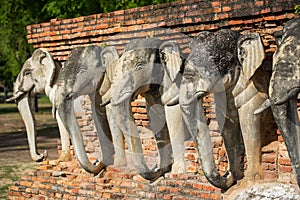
top-left (8, 159), bottom-right (222, 200)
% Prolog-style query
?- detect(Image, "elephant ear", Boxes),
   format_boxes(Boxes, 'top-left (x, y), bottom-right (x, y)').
top-left (101, 46), bottom-right (119, 80)
top-left (160, 41), bottom-right (183, 82)
top-left (237, 33), bottom-right (265, 80)
top-left (99, 46), bottom-right (119, 103)
top-left (159, 41), bottom-right (183, 105)
top-left (31, 48), bottom-right (57, 87)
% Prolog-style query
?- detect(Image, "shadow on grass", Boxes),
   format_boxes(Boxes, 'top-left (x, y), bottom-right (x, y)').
top-left (0, 103), bottom-right (53, 113)
top-left (0, 126), bottom-right (60, 153)
top-left (0, 103), bottom-right (19, 113)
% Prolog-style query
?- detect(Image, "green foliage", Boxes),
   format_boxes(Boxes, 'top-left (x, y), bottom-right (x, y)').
top-left (0, 0), bottom-right (176, 90)
top-left (0, 0), bottom-right (43, 90)
top-left (42, 0), bottom-right (176, 19)
top-left (295, 5), bottom-right (300, 14)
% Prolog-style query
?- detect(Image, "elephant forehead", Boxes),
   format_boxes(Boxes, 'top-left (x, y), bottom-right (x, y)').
top-left (274, 37), bottom-right (300, 69)
top-left (186, 47), bottom-right (219, 76)
top-left (20, 59), bottom-right (32, 73)
top-left (189, 30), bottom-right (239, 76)
top-left (16, 59), bottom-right (31, 84)
top-left (119, 49), bottom-right (155, 68)
top-left (56, 61), bottom-right (78, 88)
top-left (124, 38), bottom-right (162, 51)
top-left (56, 47), bottom-right (88, 86)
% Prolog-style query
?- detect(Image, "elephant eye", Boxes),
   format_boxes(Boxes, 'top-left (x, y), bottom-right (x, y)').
top-left (23, 69), bottom-right (32, 76)
top-left (135, 63), bottom-right (145, 71)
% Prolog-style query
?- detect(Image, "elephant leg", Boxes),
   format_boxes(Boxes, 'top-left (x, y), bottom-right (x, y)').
top-left (89, 92), bottom-right (114, 166)
top-left (238, 94), bottom-right (265, 180)
top-left (145, 93), bottom-right (173, 175)
top-left (106, 104), bottom-right (126, 167)
top-left (56, 111), bottom-right (72, 162)
top-left (215, 93), bottom-right (244, 181)
top-left (165, 105), bottom-right (186, 174)
top-left (272, 96), bottom-right (300, 186)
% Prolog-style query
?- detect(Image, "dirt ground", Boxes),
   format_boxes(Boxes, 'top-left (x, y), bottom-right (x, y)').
top-left (0, 103), bottom-right (61, 165)
top-left (0, 127), bottom-right (60, 165)
top-left (0, 102), bottom-right (61, 198)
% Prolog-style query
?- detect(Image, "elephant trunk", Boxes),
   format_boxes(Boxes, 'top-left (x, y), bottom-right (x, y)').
top-left (113, 98), bottom-right (163, 182)
top-left (271, 96), bottom-right (300, 186)
top-left (6, 91), bottom-right (26, 102)
top-left (180, 98), bottom-right (234, 190)
top-left (17, 94), bottom-right (47, 162)
top-left (274, 87), bottom-right (300, 105)
top-left (100, 87), bottom-right (111, 107)
top-left (57, 98), bottom-right (104, 174)
top-left (161, 81), bottom-right (180, 106)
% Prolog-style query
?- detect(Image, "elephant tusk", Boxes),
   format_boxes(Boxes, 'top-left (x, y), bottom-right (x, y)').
top-left (6, 91), bottom-right (26, 102)
top-left (166, 96), bottom-right (179, 106)
top-left (101, 87), bottom-right (111, 106)
top-left (274, 87), bottom-right (300, 105)
top-left (100, 99), bottom-right (111, 107)
top-left (194, 90), bottom-right (206, 100)
top-left (254, 99), bottom-right (271, 115)
top-left (111, 92), bottom-right (132, 106)
top-left (161, 85), bottom-right (179, 105)
top-left (182, 91), bottom-right (207, 106)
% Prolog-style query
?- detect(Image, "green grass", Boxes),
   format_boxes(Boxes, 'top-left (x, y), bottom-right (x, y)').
top-left (0, 97), bottom-right (56, 134)
top-left (37, 95), bottom-right (51, 104)
top-left (0, 163), bottom-right (37, 199)
top-left (0, 96), bottom-right (57, 199)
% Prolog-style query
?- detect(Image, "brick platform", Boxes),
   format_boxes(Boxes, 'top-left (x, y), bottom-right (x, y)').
top-left (8, 153), bottom-right (223, 199)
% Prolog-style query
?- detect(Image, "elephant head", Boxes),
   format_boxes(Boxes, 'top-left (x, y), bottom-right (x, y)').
top-left (255, 19), bottom-right (300, 187)
top-left (54, 45), bottom-right (119, 174)
top-left (178, 30), bottom-right (266, 189)
top-left (269, 19), bottom-right (300, 105)
top-left (109, 38), bottom-right (184, 181)
top-left (6, 48), bottom-right (60, 161)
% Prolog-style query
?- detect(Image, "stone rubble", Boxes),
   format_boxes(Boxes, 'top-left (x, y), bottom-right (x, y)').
top-left (236, 183), bottom-right (300, 200)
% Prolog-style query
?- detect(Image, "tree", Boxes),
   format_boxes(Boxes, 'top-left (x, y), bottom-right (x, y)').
top-left (295, 5), bottom-right (300, 14)
top-left (0, 0), bottom-right (176, 91)
top-left (0, 0), bottom-right (45, 90)
top-left (42, 0), bottom-right (176, 19)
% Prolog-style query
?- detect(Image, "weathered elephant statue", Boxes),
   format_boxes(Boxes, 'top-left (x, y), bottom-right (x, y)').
top-left (7, 48), bottom-right (71, 162)
top-left (106, 38), bottom-right (189, 181)
top-left (256, 18), bottom-right (300, 186)
top-left (53, 45), bottom-right (120, 174)
top-left (171, 30), bottom-right (269, 189)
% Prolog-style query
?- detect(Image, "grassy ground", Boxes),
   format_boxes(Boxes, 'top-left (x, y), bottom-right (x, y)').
top-left (0, 163), bottom-right (37, 199)
top-left (0, 96), bottom-right (60, 199)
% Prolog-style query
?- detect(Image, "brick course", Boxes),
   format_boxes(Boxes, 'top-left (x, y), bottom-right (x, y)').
top-left (8, 0), bottom-right (300, 199)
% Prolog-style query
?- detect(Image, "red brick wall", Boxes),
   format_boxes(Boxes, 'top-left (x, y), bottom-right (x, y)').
top-left (8, 0), bottom-right (300, 199)
top-left (27, 0), bottom-right (297, 61)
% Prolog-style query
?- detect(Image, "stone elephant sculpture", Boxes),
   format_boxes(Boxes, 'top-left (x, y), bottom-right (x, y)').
top-left (105, 38), bottom-right (189, 181)
top-left (256, 18), bottom-right (300, 186)
top-left (7, 48), bottom-right (71, 162)
top-left (52, 45), bottom-right (119, 174)
top-left (169, 30), bottom-right (270, 189)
